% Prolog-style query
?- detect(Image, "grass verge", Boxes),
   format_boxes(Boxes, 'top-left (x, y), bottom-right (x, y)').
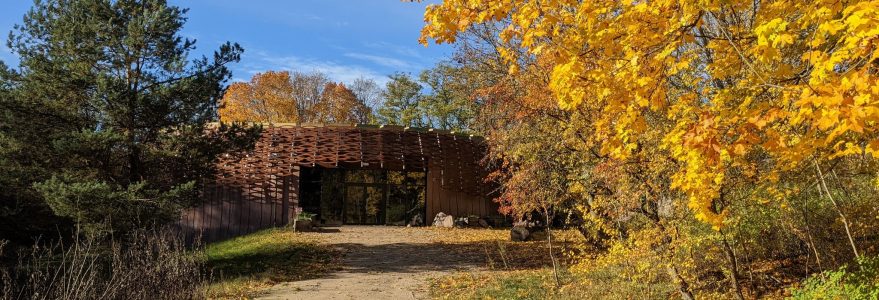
top-left (430, 267), bottom-right (675, 300)
top-left (203, 228), bottom-right (341, 298)
top-left (427, 228), bottom-right (676, 299)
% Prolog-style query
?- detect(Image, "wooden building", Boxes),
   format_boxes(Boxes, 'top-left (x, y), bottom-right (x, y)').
top-left (179, 124), bottom-right (499, 241)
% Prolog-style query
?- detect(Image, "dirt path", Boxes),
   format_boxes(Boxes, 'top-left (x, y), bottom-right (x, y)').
top-left (256, 226), bottom-right (484, 300)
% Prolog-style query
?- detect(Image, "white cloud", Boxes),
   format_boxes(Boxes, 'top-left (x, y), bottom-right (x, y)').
top-left (233, 50), bottom-right (390, 86)
top-left (363, 41), bottom-right (423, 59)
top-left (343, 52), bottom-right (412, 69)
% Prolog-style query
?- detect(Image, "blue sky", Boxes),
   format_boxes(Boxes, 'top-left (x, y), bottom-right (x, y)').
top-left (0, 0), bottom-right (451, 85)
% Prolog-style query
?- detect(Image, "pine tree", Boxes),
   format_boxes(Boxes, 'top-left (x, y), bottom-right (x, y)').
top-left (0, 0), bottom-right (259, 236)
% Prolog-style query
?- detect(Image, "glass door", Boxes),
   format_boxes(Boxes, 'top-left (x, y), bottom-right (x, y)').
top-left (344, 186), bottom-right (365, 224)
top-left (364, 186), bottom-right (384, 224)
top-left (343, 184), bottom-right (385, 224)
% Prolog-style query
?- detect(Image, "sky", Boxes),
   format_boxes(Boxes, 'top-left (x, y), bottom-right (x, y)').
top-left (0, 0), bottom-right (452, 86)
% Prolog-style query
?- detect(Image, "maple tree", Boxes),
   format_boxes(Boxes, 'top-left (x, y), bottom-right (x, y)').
top-left (421, 0), bottom-right (879, 230)
top-left (219, 71), bottom-right (372, 124)
top-left (421, 1), bottom-right (879, 297)
top-left (314, 82), bottom-right (372, 123)
top-left (219, 71), bottom-right (298, 123)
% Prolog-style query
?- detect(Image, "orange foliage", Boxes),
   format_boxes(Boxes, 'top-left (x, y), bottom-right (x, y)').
top-left (219, 71), bottom-right (298, 123)
top-left (219, 71), bottom-right (371, 124)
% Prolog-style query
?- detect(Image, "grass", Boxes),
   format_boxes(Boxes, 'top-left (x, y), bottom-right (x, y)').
top-left (203, 228), bottom-right (341, 298)
top-left (427, 228), bottom-right (676, 299)
top-left (431, 267), bottom-right (676, 300)
top-left (431, 269), bottom-right (566, 300)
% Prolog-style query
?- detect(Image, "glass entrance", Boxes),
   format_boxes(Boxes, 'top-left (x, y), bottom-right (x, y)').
top-left (299, 167), bottom-right (426, 226)
top-left (343, 185), bottom-right (384, 224)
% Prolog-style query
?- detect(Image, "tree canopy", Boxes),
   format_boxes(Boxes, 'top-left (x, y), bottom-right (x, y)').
top-left (420, 1), bottom-right (879, 297)
top-left (219, 70), bottom-right (372, 124)
top-left (421, 0), bottom-right (879, 229)
top-left (0, 0), bottom-right (258, 236)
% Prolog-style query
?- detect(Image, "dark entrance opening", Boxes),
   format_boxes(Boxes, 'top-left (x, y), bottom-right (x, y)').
top-left (299, 167), bottom-right (426, 226)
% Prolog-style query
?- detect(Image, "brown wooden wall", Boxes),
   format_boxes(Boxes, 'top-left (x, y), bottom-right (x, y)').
top-left (426, 168), bottom-right (499, 221)
top-left (179, 124), bottom-right (498, 241)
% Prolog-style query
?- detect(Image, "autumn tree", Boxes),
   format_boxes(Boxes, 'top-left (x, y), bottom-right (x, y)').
top-left (219, 71), bottom-right (373, 124)
top-left (219, 71), bottom-right (298, 123)
top-left (421, 0), bottom-right (879, 297)
top-left (314, 82), bottom-right (372, 123)
top-left (350, 77), bottom-right (384, 113)
top-left (289, 71), bottom-right (331, 122)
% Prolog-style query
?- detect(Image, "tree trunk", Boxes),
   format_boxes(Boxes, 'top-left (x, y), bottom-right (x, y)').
top-left (720, 233), bottom-right (746, 300)
top-left (666, 265), bottom-right (695, 300)
top-left (544, 207), bottom-right (561, 289)
top-left (814, 160), bottom-right (860, 260)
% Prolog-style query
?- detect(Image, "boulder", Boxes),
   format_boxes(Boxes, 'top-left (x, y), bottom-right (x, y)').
top-left (510, 226), bottom-right (530, 241)
top-left (409, 213), bottom-right (424, 226)
top-left (478, 218), bottom-right (490, 228)
top-left (467, 216), bottom-right (479, 226)
top-left (432, 212), bottom-right (454, 227)
top-left (529, 228), bottom-right (547, 241)
top-left (454, 217), bottom-right (468, 228)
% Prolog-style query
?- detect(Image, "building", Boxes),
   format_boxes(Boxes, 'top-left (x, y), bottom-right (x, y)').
top-left (179, 124), bottom-right (500, 241)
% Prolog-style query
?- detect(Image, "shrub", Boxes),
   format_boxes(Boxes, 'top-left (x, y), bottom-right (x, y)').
top-left (791, 256), bottom-right (879, 300)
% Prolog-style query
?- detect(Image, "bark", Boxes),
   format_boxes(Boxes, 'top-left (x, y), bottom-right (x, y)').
top-left (720, 233), bottom-right (746, 300)
top-left (666, 265), bottom-right (695, 300)
top-left (544, 207), bottom-right (561, 289)
top-left (814, 160), bottom-right (860, 260)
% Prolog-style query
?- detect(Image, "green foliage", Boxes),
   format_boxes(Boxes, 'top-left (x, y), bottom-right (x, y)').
top-left (204, 228), bottom-right (339, 298)
top-left (377, 73), bottom-right (424, 127)
top-left (791, 256), bottom-right (879, 300)
top-left (34, 176), bottom-right (196, 234)
top-left (417, 62), bottom-right (478, 131)
top-left (0, 0), bottom-right (260, 237)
top-left (376, 63), bottom-right (478, 131)
top-left (296, 212), bottom-right (316, 221)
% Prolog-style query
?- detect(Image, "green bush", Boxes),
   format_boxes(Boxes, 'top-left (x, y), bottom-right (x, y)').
top-left (791, 256), bottom-right (879, 300)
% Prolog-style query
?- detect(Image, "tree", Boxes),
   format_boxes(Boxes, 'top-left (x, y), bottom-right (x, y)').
top-left (420, 0), bottom-right (879, 230)
top-left (289, 71), bottom-right (331, 122)
top-left (219, 70), bottom-right (373, 124)
top-left (377, 73), bottom-right (424, 127)
top-left (350, 77), bottom-right (384, 113)
top-left (421, 1), bottom-right (879, 297)
top-left (375, 67), bottom-right (479, 131)
top-left (418, 62), bottom-right (478, 131)
top-left (314, 82), bottom-right (372, 124)
top-left (0, 0), bottom-right (258, 235)
top-left (219, 71), bottom-right (298, 123)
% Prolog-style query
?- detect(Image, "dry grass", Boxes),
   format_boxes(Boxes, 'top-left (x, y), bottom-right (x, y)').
top-left (423, 227), bottom-right (674, 299)
top-left (1, 228), bottom-right (204, 300)
top-left (426, 227), bottom-right (584, 270)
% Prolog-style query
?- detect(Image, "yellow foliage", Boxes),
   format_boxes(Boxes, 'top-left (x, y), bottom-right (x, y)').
top-left (421, 0), bottom-right (879, 229)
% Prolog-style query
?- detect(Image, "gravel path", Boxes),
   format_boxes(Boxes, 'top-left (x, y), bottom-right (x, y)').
top-left (256, 226), bottom-right (484, 300)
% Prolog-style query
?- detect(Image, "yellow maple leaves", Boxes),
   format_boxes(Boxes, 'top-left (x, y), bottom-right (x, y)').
top-left (421, 0), bottom-right (879, 229)
top-left (219, 71), bottom-right (298, 123)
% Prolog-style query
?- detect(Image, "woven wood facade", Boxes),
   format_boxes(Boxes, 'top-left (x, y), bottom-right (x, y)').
top-left (179, 124), bottom-right (498, 241)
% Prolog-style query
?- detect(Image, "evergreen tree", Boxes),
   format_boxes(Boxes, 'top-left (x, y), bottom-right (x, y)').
top-left (0, 0), bottom-right (259, 236)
